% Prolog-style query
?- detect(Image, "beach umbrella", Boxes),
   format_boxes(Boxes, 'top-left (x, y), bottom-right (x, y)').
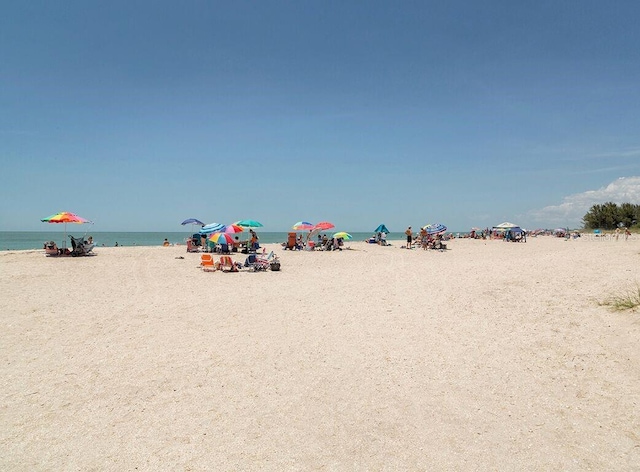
top-left (425, 223), bottom-right (447, 235)
top-left (41, 211), bottom-right (90, 225)
top-left (332, 231), bottom-right (352, 240)
top-left (41, 211), bottom-right (92, 248)
top-left (209, 232), bottom-right (235, 245)
top-left (292, 221), bottom-right (315, 231)
top-left (181, 218), bottom-right (205, 238)
top-left (374, 224), bottom-right (389, 234)
top-left (200, 222), bottom-right (226, 234)
top-left (307, 227), bottom-right (323, 243)
top-left (235, 219), bottom-right (263, 228)
top-left (181, 218), bottom-right (204, 226)
top-left (223, 224), bottom-right (244, 234)
top-left (314, 221), bottom-right (335, 231)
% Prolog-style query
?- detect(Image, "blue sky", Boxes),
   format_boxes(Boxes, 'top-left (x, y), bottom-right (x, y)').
top-left (1, 1), bottom-right (639, 232)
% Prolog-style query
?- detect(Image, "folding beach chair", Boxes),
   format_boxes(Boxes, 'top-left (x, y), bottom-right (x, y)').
top-left (219, 255), bottom-right (238, 272)
top-left (283, 232), bottom-right (298, 250)
top-left (200, 253), bottom-right (216, 272)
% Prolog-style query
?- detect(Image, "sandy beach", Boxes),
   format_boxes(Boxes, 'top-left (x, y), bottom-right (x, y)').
top-left (1, 237), bottom-right (639, 470)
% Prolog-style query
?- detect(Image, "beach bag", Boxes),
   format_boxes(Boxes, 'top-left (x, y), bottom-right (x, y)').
top-left (270, 261), bottom-right (281, 271)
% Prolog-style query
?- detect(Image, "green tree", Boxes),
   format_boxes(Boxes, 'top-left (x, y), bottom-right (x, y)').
top-left (582, 202), bottom-right (640, 229)
top-left (619, 203), bottom-right (640, 228)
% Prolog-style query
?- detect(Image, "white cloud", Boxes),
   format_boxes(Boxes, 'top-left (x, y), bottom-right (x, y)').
top-left (529, 176), bottom-right (640, 226)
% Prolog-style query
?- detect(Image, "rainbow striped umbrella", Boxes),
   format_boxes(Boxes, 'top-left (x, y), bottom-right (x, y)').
top-left (41, 212), bottom-right (91, 248)
top-left (292, 221), bottom-right (314, 231)
top-left (41, 211), bottom-right (90, 224)
top-left (209, 232), bottom-right (235, 245)
top-left (332, 232), bottom-right (352, 240)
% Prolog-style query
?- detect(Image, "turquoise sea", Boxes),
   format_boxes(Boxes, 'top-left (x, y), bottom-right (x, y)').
top-left (0, 231), bottom-right (413, 251)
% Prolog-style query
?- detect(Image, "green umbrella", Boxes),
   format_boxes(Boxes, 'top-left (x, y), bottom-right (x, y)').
top-left (332, 232), bottom-right (352, 240)
top-left (235, 219), bottom-right (263, 228)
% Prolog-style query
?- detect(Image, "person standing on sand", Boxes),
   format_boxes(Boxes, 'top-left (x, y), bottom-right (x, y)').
top-left (419, 227), bottom-right (428, 249)
top-left (405, 226), bottom-right (413, 249)
top-left (249, 229), bottom-right (259, 250)
top-left (615, 227), bottom-right (621, 241)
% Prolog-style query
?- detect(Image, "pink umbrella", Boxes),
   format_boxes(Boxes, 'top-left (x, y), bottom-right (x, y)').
top-left (223, 224), bottom-right (244, 234)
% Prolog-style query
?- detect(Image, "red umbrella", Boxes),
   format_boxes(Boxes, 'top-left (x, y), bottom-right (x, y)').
top-left (314, 221), bottom-right (335, 231)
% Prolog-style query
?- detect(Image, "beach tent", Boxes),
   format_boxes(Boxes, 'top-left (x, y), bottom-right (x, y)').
top-left (492, 222), bottom-right (524, 233)
top-left (374, 224), bottom-right (390, 234)
top-left (493, 226), bottom-right (523, 233)
top-left (493, 222), bottom-right (519, 229)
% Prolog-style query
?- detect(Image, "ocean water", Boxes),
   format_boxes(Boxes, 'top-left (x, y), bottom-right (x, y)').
top-left (0, 231), bottom-right (411, 251)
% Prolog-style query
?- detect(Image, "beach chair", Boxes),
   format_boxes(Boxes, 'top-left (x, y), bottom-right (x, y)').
top-left (200, 253), bottom-right (216, 272)
top-left (283, 232), bottom-right (297, 250)
top-left (244, 253), bottom-right (268, 271)
top-left (219, 255), bottom-right (238, 272)
top-left (44, 241), bottom-right (60, 256)
top-left (69, 235), bottom-right (94, 257)
top-left (244, 251), bottom-right (278, 271)
top-left (186, 239), bottom-right (200, 253)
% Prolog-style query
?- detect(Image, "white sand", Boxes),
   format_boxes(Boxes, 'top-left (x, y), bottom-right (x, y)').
top-left (1, 237), bottom-right (639, 470)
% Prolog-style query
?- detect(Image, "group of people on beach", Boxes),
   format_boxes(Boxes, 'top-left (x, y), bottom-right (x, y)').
top-left (184, 229), bottom-right (261, 254)
top-left (614, 227), bottom-right (632, 241)
top-left (367, 232), bottom-right (388, 245)
top-left (284, 233), bottom-right (344, 251)
top-left (403, 226), bottom-right (448, 250)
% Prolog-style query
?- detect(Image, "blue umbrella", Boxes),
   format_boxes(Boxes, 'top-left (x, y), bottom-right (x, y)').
top-left (182, 218), bottom-right (205, 241)
top-left (181, 218), bottom-right (204, 226)
top-left (425, 223), bottom-right (447, 235)
top-left (374, 224), bottom-right (389, 234)
top-left (200, 222), bottom-right (226, 234)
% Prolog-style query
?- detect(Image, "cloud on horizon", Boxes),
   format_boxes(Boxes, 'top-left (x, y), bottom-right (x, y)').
top-left (529, 176), bottom-right (640, 227)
